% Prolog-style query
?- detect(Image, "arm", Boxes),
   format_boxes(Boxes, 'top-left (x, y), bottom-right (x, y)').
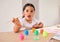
top-left (12, 18), bottom-right (22, 33)
top-left (14, 25), bottom-right (21, 33)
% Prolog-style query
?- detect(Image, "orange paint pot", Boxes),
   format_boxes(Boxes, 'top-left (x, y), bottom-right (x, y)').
top-left (40, 29), bottom-right (44, 34)
top-left (32, 28), bottom-right (36, 33)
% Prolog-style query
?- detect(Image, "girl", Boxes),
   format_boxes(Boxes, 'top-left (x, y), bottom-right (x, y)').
top-left (12, 3), bottom-right (43, 33)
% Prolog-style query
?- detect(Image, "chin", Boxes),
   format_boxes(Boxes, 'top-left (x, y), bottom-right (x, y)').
top-left (27, 18), bottom-right (32, 21)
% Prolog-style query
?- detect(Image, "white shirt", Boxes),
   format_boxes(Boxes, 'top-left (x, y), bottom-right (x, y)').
top-left (19, 18), bottom-right (40, 29)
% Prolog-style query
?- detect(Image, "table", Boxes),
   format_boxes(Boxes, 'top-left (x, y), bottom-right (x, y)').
top-left (0, 31), bottom-right (54, 42)
top-left (0, 24), bottom-right (60, 42)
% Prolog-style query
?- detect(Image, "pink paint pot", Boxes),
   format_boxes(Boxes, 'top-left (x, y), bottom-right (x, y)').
top-left (19, 34), bottom-right (24, 40)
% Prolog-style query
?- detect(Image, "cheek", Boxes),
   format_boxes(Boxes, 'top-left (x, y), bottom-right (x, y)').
top-left (24, 12), bottom-right (28, 16)
top-left (32, 12), bottom-right (34, 15)
top-left (32, 13), bottom-right (34, 16)
top-left (25, 14), bottom-right (28, 17)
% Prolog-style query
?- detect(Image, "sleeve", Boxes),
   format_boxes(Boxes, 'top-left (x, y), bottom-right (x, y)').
top-left (18, 18), bottom-right (24, 26)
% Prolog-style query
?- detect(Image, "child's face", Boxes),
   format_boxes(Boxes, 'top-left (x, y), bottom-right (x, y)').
top-left (23, 6), bottom-right (35, 21)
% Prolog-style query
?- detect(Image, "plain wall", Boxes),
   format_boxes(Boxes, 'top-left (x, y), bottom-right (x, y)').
top-left (39, 0), bottom-right (60, 26)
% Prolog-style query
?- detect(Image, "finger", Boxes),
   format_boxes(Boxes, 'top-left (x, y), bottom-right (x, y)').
top-left (16, 17), bottom-right (18, 19)
top-left (12, 18), bottom-right (15, 22)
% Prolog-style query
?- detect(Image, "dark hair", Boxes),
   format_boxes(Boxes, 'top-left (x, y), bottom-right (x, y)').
top-left (22, 3), bottom-right (35, 18)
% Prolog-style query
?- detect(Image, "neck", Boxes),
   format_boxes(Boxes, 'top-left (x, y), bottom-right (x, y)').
top-left (25, 18), bottom-right (32, 23)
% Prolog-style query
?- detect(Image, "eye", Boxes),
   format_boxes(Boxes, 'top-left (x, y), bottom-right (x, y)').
top-left (30, 10), bottom-right (33, 12)
top-left (26, 10), bottom-right (28, 12)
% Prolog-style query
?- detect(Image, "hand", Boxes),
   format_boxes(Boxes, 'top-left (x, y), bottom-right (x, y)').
top-left (12, 18), bottom-right (21, 26)
top-left (33, 22), bottom-right (43, 28)
top-left (33, 24), bottom-right (39, 28)
top-left (39, 22), bottom-right (43, 28)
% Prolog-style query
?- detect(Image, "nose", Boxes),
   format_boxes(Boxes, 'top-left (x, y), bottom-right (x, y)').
top-left (28, 11), bottom-right (31, 14)
top-left (28, 12), bottom-right (31, 15)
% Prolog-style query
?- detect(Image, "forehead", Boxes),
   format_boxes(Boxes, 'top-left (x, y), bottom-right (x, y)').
top-left (25, 6), bottom-right (34, 10)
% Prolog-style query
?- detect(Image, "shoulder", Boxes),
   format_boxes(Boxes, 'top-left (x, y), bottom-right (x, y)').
top-left (33, 18), bottom-right (39, 22)
top-left (18, 18), bottom-right (25, 22)
top-left (33, 18), bottom-right (40, 24)
top-left (18, 18), bottom-right (25, 23)
top-left (33, 18), bottom-right (38, 21)
top-left (18, 18), bottom-right (25, 26)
